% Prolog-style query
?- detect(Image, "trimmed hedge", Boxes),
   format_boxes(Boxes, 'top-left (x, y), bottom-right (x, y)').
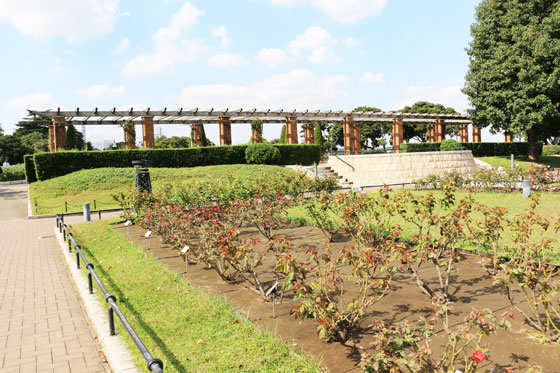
top-left (543, 145), bottom-right (560, 156)
top-left (32, 144), bottom-right (321, 181)
top-left (400, 142), bottom-right (541, 157)
top-left (24, 154), bottom-right (37, 183)
top-left (245, 144), bottom-right (281, 164)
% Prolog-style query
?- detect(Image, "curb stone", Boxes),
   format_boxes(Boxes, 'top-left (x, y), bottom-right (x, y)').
top-left (54, 225), bottom-right (141, 373)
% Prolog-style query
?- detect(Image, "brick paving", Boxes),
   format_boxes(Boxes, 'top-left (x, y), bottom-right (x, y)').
top-left (0, 218), bottom-right (109, 372)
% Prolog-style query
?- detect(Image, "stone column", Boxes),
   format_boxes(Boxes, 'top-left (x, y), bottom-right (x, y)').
top-left (435, 119), bottom-right (445, 142)
top-left (50, 116), bottom-right (66, 152)
top-left (472, 124), bottom-right (481, 143)
top-left (343, 117), bottom-right (355, 155)
top-left (392, 118), bottom-right (404, 153)
top-left (504, 132), bottom-right (513, 143)
top-left (192, 122), bottom-right (203, 147)
top-left (286, 116), bottom-right (298, 144)
top-left (352, 120), bottom-right (361, 154)
top-left (459, 124), bottom-right (468, 142)
top-left (304, 123), bottom-right (315, 144)
top-left (141, 116), bottom-right (155, 149)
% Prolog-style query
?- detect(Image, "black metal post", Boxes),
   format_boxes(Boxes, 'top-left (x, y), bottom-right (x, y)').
top-left (76, 252), bottom-right (80, 269)
top-left (65, 201), bottom-right (68, 212)
top-left (88, 273), bottom-right (93, 294)
top-left (87, 264), bottom-right (94, 294)
top-left (98, 210), bottom-right (102, 220)
top-left (68, 238), bottom-right (72, 252)
top-left (108, 307), bottom-right (116, 335)
top-left (94, 200), bottom-right (97, 209)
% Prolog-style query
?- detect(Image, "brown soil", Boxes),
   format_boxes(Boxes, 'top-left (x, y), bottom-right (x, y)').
top-left (113, 223), bottom-right (559, 372)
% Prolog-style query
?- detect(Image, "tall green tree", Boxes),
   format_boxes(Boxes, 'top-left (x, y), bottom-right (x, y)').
top-left (399, 101), bottom-right (460, 142)
top-left (155, 135), bottom-right (191, 148)
top-left (13, 114), bottom-right (50, 137)
top-left (463, 0), bottom-right (560, 159)
top-left (66, 124), bottom-right (78, 149)
top-left (279, 124), bottom-right (287, 144)
top-left (354, 106), bottom-right (390, 148)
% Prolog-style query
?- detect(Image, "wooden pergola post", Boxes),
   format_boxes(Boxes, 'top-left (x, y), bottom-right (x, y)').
top-left (219, 116), bottom-right (231, 145)
top-left (286, 116), bottom-right (298, 144)
top-left (124, 125), bottom-right (136, 149)
top-left (343, 117), bottom-right (355, 155)
top-left (49, 116), bottom-right (66, 152)
top-left (352, 120), bottom-right (361, 154)
top-left (427, 125), bottom-right (435, 143)
top-left (472, 124), bottom-right (481, 143)
top-left (192, 122), bottom-right (203, 146)
top-left (304, 123), bottom-right (315, 144)
top-left (392, 118), bottom-right (403, 153)
top-left (504, 132), bottom-right (513, 142)
top-left (434, 119), bottom-right (445, 142)
top-left (141, 116), bottom-right (155, 149)
top-left (459, 124), bottom-right (468, 142)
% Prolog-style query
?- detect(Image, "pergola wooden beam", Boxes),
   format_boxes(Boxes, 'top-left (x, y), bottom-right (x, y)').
top-left (30, 108), bottom-right (470, 121)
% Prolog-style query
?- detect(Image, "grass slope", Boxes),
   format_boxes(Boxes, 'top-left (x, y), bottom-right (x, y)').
top-left (30, 165), bottom-right (306, 214)
top-left (287, 190), bottom-right (560, 260)
top-left (479, 155), bottom-right (560, 170)
top-left (71, 219), bottom-right (319, 373)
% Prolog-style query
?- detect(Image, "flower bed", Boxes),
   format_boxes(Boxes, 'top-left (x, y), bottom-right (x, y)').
top-left (114, 182), bottom-right (560, 371)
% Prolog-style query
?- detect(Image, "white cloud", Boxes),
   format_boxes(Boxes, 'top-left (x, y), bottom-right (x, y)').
top-left (360, 72), bottom-right (384, 85)
top-left (5, 92), bottom-right (54, 110)
top-left (122, 3), bottom-right (206, 77)
top-left (172, 69), bottom-right (350, 109)
top-left (0, 0), bottom-right (120, 42)
top-left (392, 80), bottom-right (469, 113)
top-left (115, 37), bottom-right (130, 53)
top-left (54, 57), bottom-right (65, 73)
top-left (255, 48), bottom-right (293, 68)
top-left (77, 84), bottom-right (126, 100)
top-left (208, 54), bottom-right (247, 68)
top-left (268, 0), bottom-right (387, 24)
top-left (342, 37), bottom-right (360, 47)
top-left (210, 25), bottom-right (233, 47)
top-left (256, 26), bottom-right (343, 66)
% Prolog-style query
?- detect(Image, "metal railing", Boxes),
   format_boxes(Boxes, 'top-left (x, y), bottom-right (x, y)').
top-left (56, 214), bottom-right (164, 373)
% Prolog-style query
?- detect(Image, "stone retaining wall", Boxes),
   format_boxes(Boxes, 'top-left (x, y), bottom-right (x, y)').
top-left (327, 150), bottom-right (477, 186)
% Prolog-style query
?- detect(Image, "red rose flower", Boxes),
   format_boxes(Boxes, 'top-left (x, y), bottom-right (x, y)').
top-left (531, 179), bottom-right (535, 183)
top-left (522, 174), bottom-right (526, 178)
top-left (472, 350), bottom-right (487, 362)
top-left (528, 168), bottom-right (533, 173)
top-left (167, 205), bottom-right (172, 210)
top-left (145, 213), bottom-right (152, 218)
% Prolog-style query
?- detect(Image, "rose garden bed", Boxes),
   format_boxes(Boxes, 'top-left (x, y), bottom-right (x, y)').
top-left (108, 181), bottom-right (560, 372)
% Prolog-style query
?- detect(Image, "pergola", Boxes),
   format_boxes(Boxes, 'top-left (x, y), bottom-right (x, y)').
top-left (30, 107), bottom-right (501, 154)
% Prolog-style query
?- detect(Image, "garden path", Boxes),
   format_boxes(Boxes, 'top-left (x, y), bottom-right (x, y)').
top-left (0, 185), bottom-right (109, 372)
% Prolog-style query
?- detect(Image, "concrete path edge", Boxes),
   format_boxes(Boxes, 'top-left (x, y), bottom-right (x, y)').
top-left (54, 226), bottom-right (141, 373)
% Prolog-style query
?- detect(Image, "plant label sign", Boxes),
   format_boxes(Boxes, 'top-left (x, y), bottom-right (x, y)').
top-left (124, 220), bottom-right (132, 226)
top-left (181, 246), bottom-right (190, 254)
top-left (266, 281), bottom-right (279, 297)
top-left (144, 230), bottom-right (152, 238)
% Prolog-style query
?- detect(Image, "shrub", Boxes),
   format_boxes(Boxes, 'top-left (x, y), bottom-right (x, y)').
top-left (543, 145), bottom-right (560, 156)
top-left (24, 154), bottom-right (37, 183)
top-left (245, 144), bottom-right (281, 164)
top-left (402, 142), bottom-right (441, 152)
top-left (32, 145), bottom-right (322, 181)
top-left (0, 163), bottom-right (26, 182)
top-left (440, 139), bottom-right (462, 150)
top-left (401, 141), bottom-right (541, 157)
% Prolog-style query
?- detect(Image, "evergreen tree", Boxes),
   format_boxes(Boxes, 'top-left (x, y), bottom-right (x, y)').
top-left (66, 124), bottom-right (78, 149)
top-left (399, 101), bottom-right (460, 142)
top-left (314, 123), bottom-right (324, 148)
top-left (463, 0), bottom-right (560, 159)
top-left (279, 124), bottom-right (287, 144)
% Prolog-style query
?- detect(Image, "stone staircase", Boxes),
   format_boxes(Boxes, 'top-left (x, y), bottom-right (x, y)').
top-left (286, 164), bottom-right (352, 188)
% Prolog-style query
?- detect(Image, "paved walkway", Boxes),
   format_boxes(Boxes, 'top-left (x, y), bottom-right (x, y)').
top-left (0, 184), bottom-right (109, 372)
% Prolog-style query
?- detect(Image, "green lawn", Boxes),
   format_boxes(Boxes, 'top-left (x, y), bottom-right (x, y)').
top-left (29, 165), bottom-right (317, 215)
top-left (70, 219), bottom-right (320, 373)
top-left (287, 190), bottom-right (560, 259)
top-left (478, 155), bottom-right (560, 170)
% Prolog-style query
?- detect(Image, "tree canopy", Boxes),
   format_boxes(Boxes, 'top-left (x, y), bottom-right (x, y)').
top-left (399, 101), bottom-right (460, 142)
top-left (155, 136), bottom-right (191, 149)
top-left (463, 0), bottom-right (560, 158)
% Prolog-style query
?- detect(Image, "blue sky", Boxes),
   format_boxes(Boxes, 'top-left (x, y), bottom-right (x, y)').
top-left (1, 0), bottom-right (501, 147)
